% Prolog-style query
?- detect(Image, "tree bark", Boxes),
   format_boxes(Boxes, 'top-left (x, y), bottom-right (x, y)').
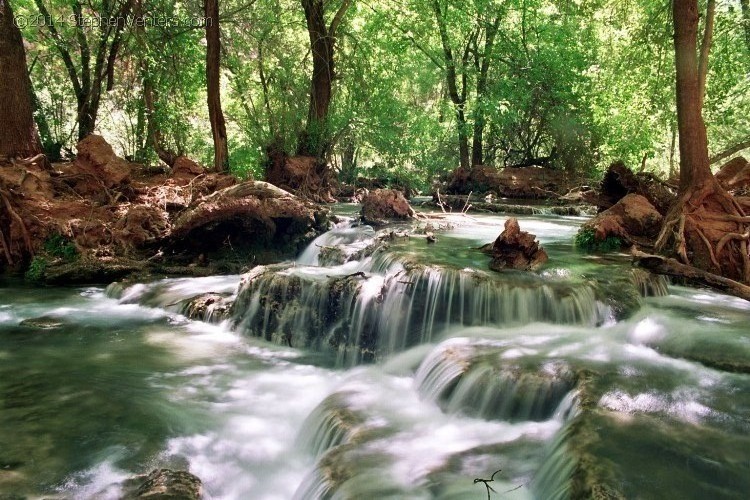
top-left (298, 0), bottom-right (350, 158)
top-left (34, 0), bottom-right (132, 141)
top-left (673, 0), bottom-right (712, 192)
top-left (697, 0), bottom-right (715, 109)
top-left (471, 15), bottom-right (500, 167)
top-left (655, 0), bottom-right (750, 284)
top-left (205, 0), bottom-right (229, 172)
top-left (0, 0), bottom-right (42, 158)
top-left (433, 0), bottom-right (469, 169)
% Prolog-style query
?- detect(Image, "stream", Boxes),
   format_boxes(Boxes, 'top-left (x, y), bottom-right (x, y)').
top-left (1, 206), bottom-right (749, 499)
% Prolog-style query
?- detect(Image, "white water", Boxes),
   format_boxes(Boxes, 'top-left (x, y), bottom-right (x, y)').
top-left (2, 211), bottom-right (749, 499)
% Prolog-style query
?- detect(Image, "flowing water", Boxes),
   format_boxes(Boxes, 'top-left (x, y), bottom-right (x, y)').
top-left (1, 207), bottom-right (749, 499)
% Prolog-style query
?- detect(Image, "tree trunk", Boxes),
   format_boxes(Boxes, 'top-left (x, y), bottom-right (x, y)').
top-left (655, 0), bottom-right (750, 284)
top-left (0, 0), bottom-right (42, 158)
top-left (298, 0), bottom-right (349, 158)
top-left (471, 14), bottom-right (500, 167)
top-left (673, 0), bottom-right (712, 192)
top-left (205, 0), bottom-right (229, 173)
top-left (433, 0), bottom-right (470, 169)
top-left (741, 0), bottom-right (750, 54)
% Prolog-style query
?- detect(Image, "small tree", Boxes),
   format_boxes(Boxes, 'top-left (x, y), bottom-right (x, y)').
top-left (297, 0), bottom-right (352, 158)
top-left (205, 0), bottom-right (229, 172)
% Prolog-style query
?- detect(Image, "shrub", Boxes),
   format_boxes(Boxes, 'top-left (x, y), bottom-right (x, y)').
top-left (25, 256), bottom-right (47, 281)
top-left (43, 233), bottom-right (78, 261)
top-left (574, 227), bottom-right (623, 253)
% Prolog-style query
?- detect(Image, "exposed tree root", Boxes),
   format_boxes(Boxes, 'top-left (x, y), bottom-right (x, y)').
top-left (0, 228), bottom-right (13, 266)
top-left (633, 250), bottom-right (750, 302)
top-left (655, 179), bottom-right (750, 283)
top-left (0, 189), bottom-right (33, 255)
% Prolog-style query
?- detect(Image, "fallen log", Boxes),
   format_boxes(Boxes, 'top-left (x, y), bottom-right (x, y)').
top-left (632, 249), bottom-right (750, 302)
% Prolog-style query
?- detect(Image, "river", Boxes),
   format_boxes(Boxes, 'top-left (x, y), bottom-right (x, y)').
top-left (1, 207), bottom-right (749, 499)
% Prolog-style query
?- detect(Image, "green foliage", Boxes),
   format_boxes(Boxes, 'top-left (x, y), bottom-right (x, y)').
top-left (25, 256), bottom-right (48, 282)
top-left (43, 233), bottom-right (78, 261)
top-left (16, 0), bottom-right (750, 184)
top-left (574, 227), bottom-right (623, 253)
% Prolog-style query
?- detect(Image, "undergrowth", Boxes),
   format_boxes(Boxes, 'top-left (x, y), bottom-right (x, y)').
top-left (574, 227), bottom-right (623, 253)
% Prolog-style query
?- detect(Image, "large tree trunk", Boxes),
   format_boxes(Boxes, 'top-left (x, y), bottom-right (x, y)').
top-left (674, 0), bottom-right (712, 191)
top-left (205, 0), bottom-right (229, 173)
top-left (0, 0), bottom-right (42, 158)
top-left (655, 0), bottom-right (750, 284)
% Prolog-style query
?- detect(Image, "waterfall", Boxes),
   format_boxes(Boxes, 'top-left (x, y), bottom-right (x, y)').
top-left (229, 262), bottom-right (604, 364)
top-left (296, 222), bottom-right (377, 266)
top-left (415, 339), bottom-right (577, 422)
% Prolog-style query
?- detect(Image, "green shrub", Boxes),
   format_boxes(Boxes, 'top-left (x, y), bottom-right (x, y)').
top-left (43, 233), bottom-right (78, 261)
top-left (574, 227), bottom-right (623, 253)
top-left (25, 256), bottom-right (47, 282)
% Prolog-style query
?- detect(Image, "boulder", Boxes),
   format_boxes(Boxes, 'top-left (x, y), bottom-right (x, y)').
top-left (361, 189), bottom-right (414, 226)
top-left (583, 193), bottom-right (663, 248)
top-left (71, 134), bottom-right (132, 190)
top-left (170, 181), bottom-right (325, 256)
top-left (171, 155), bottom-right (205, 179)
top-left (445, 165), bottom-right (574, 199)
top-left (598, 161), bottom-right (674, 215)
top-left (714, 156), bottom-right (750, 191)
top-left (480, 217), bottom-right (548, 271)
top-left (122, 468), bottom-right (202, 499)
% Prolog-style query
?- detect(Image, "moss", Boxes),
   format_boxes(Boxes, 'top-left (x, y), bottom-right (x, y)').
top-left (24, 256), bottom-right (48, 282)
top-left (574, 227), bottom-right (623, 253)
top-left (42, 233), bottom-right (78, 261)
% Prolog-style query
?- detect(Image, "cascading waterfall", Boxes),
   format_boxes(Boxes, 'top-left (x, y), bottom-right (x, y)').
top-left (8, 210), bottom-right (750, 499)
top-left (414, 338), bottom-right (577, 422)
top-left (229, 258), bottom-right (605, 364)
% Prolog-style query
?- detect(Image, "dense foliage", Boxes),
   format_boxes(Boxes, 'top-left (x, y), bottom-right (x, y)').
top-left (12, 0), bottom-right (750, 188)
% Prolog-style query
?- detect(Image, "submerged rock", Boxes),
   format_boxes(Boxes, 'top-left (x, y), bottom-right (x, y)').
top-left (360, 189), bottom-right (414, 226)
top-left (480, 217), bottom-right (548, 271)
top-left (122, 468), bottom-right (202, 499)
top-left (178, 292), bottom-right (232, 322)
top-left (415, 339), bottom-right (577, 421)
top-left (18, 316), bottom-right (65, 330)
top-left (230, 262), bottom-right (603, 364)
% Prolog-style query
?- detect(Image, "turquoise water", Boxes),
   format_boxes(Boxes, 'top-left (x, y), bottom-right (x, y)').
top-left (1, 211), bottom-right (749, 499)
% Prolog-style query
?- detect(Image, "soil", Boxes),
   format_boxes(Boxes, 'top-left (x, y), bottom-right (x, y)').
top-left (0, 135), bottom-right (329, 283)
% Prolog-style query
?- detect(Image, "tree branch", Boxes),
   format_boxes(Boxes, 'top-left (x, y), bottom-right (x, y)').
top-left (697, 0), bottom-right (715, 108)
top-left (328, 0), bottom-right (352, 36)
top-left (33, 0), bottom-right (82, 98)
top-left (710, 138), bottom-right (750, 165)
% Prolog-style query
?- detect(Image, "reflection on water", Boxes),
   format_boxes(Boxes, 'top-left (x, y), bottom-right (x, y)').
top-left (1, 211), bottom-right (749, 499)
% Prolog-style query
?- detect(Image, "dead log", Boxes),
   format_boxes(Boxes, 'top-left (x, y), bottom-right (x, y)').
top-left (632, 249), bottom-right (750, 301)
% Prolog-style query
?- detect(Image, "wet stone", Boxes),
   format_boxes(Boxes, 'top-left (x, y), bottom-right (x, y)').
top-left (121, 468), bottom-right (202, 499)
top-left (18, 316), bottom-right (65, 330)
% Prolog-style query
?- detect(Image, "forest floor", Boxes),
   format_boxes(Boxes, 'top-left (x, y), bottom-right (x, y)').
top-left (0, 135), bottom-right (329, 284)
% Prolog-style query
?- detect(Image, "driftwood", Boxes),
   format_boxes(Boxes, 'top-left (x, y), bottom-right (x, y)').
top-left (632, 249), bottom-right (750, 301)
